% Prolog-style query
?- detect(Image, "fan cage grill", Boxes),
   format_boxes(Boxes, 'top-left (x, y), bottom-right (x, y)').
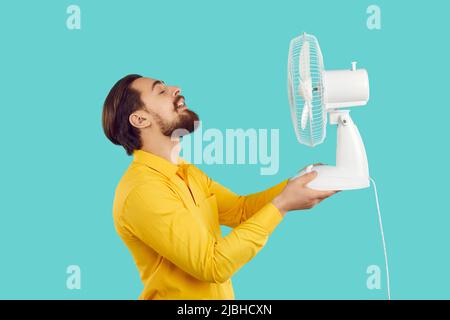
top-left (288, 33), bottom-right (327, 147)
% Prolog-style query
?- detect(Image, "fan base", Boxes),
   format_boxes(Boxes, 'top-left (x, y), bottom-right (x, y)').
top-left (294, 165), bottom-right (370, 191)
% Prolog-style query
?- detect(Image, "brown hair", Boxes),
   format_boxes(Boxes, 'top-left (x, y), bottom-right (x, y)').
top-left (102, 74), bottom-right (144, 155)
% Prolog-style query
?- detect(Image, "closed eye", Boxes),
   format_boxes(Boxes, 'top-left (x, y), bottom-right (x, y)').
top-left (158, 83), bottom-right (166, 95)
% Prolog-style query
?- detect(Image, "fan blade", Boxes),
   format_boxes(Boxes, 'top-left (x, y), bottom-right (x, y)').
top-left (299, 78), bottom-right (313, 102)
top-left (299, 40), bottom-right (311, 81)
top-left (298, 38), bottom-right (314, 131)
top-left (301, 101), bottom-right (310, 130)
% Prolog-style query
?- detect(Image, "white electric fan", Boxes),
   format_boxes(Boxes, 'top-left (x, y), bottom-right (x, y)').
top-left (288, 33), bottom-right (371, 191)
top-left (288, 33), bottom-right (391, 300)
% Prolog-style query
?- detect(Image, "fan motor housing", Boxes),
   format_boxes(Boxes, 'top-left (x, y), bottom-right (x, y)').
top-left (322, 68), bottom-right (370, 109)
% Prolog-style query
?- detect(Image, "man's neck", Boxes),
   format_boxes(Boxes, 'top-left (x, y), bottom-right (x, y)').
top-left (140, 135), bottom-right (181, 164)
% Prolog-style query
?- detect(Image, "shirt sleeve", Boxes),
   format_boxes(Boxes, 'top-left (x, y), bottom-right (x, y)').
top-left (208, 178), bottom-right (288, 228)
top-left (119, 182), bottom-right (284, 284)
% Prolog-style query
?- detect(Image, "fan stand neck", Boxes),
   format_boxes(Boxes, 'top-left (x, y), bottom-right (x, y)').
top-left (334, 111), bottom-right (368, 176)
top-left (302, 109), bottom-right (370, 191)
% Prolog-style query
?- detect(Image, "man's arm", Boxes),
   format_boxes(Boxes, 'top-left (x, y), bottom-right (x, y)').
top-left (207, 178), bottom-right (288, 228)
top-left (119, 182), bottom-right (284, 284)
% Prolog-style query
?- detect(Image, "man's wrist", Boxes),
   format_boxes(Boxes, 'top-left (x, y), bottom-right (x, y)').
top-left (272, 196), bottom-right (288, 218)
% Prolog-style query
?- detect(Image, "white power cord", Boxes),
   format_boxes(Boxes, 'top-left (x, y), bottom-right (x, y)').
top-left (370, 178), bottom-right (391, 300)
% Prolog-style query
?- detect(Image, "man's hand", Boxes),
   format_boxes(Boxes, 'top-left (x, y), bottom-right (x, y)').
top-left (272, 171), bottom-right (338, 217)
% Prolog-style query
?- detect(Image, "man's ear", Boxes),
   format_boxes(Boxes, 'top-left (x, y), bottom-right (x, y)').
top-left (129, 110), bottom-right (151, 129)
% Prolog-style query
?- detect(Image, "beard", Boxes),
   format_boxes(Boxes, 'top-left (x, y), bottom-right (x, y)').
top-left (149, 107), bottom-right (200, 138)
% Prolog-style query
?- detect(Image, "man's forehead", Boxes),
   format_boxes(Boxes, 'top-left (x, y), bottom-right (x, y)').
top-left (131, 77), bottom-right (156, 91)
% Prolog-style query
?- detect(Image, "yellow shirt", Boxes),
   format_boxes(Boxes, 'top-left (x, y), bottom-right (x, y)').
top-left (113, 149), bottom-right (288, 300)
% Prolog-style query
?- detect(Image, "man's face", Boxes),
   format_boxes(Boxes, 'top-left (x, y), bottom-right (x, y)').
top-left (130, 77), bottom-right (199, 137)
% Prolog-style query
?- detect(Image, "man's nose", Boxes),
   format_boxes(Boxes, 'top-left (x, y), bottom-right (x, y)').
top-left (172, 86), bottom-right (181, 96)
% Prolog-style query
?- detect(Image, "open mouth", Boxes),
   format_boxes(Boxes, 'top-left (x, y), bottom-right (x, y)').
top-left (174, 96), bottom-right (188, 111)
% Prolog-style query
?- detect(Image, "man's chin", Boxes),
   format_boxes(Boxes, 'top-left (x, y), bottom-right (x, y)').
top-left (165, 110), bottom-right (200, 137)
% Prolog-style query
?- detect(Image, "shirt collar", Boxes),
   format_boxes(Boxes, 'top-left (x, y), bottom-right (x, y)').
top-left (133, 149), bottom-right (188, 178)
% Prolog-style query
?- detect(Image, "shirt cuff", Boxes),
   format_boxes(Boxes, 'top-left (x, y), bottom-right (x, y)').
top-left (266, 179), bottom-right (289, 198)
top-left (248, 202), bottom-right (284, 234)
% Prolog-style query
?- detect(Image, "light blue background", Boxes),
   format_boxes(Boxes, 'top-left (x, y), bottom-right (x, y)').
top-left (1, 0), bottom-right (449, 299)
